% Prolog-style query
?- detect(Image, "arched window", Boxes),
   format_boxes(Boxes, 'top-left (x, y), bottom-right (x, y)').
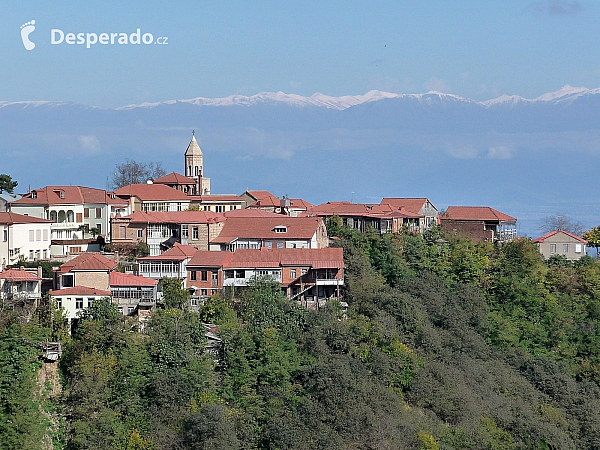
top-left (195, 166), bottom-right (199, 176)
top-left (188, 165), bottom-right (192, 176)
top-left (67, 210), bottom-right (75, 223)
top-left (57, 210), bottom-right (66, 223)
top-left (50, 211), bottom-right (58, 222)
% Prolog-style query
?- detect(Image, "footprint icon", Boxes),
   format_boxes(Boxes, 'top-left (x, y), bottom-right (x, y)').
top-left (20, 20), bottom-right (36, 50)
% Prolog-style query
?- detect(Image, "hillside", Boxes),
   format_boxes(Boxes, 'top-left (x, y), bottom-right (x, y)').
top-left (2, 226), bottom-right (600, 448)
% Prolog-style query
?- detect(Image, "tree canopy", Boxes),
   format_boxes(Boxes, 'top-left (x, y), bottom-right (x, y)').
top-left (0, 174), bottom-right (18, 194)
top-left (539, 213), bottom-right (585, 236)
top-left (110, 159), bottom-right (166, 189)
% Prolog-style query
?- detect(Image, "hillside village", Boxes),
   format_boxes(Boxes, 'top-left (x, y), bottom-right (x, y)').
top-left (0, 133), bottom-right (593, 328)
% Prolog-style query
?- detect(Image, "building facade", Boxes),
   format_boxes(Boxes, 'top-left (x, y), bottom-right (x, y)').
top-left (532, 230), bottom-right (587, 260)
top-left (0, 212), bottom-right (52, 266)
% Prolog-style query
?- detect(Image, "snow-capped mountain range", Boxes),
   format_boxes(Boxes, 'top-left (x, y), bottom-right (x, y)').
top-left (1, 85), bottom-right (598, 111)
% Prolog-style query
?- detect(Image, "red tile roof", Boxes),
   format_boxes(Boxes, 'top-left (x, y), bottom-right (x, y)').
top-left (187, 248), bottom-right (344, 269)
top-left (380, 198), bottom-right (435, 214)
top-left (223, 209), bottom-right (282, 218)
top-left (210, 217), bottom-right (323, 244)
top-left (0, 269), bottom-right (41, 281)
top-left (0, 212), bottom-right (52, 225)
top-left (49, 286), bottom-right (111, 297)
top-left (289, 199), bottom-right (314, 209)
top-left (187, 251), bottom-right (234, 267)
top-left (137, 243), bottom-right (198, 261)
top-left (58, 253), bottom-right (117, 273)
top-left (118, 210), bottom-right (225, 224)
top-left (110, 271), bottom-right (158, 287)
top-left (246, 190), bottom-right (278, 202)
top-left (113, 184), bottom-right (191, 201)
top-left (532, 230), bottom-right (587, 244)
top-left (441, 206), bottom-right (516, 223)
top-left (153, 172), bottom-right (196, 185)
top-left (230, 248), bottom-right (344, 269)
top-left (11, 186), bottom-right (116, 206)
top-left (304, 202), bottom-right (422, 219)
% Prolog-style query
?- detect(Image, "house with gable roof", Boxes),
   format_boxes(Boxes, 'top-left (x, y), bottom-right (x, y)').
top-left (186, 247), bottom-right (344, 307)
top-left (0, 212), bottom-right (52, 266)
top-left (439, 206), bottom-right (517, 242)
top-left (111, 210), bottom-right (226, 256)
top-left (380, 198), bottom-right (438, 230)
top-left (9, 185), bottom-right (129, 243)
top-left (51, 252), bottom-right (158, 323)
top-left (209, 216), bottom-right (328, 251)
top-left (532, 230), bottom-right (587, 260)
top-left (304, 201), bottom-right (423, 234)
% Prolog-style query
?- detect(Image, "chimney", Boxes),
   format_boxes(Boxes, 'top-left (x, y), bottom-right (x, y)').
top-left (37, 266), bottom-right (43, 278)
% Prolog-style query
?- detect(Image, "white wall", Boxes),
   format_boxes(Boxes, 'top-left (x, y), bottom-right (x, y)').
top-left (8, 222), bottom-right (52, 264)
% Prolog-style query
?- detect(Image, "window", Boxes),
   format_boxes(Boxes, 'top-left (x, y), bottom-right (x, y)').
top-left (75, 298), bottom-right (83, 309)
top-left (201, 271), bottom-right (208, 282)
top-left (137, 229), bottom-right (143, 238)
top-left (29, 230), bottom-right (34, 242)
top-left (290, 269), bottom-right (297, 279)
top-left (195, 166), bottom-right (199, 176)
top-left (216, 205), bottom-right (224, 213)
top-left (190, 271), bottom-right (197, 281)
top-left (201, 289), bottom-right (207, 296)
top-left (31, 191), bottom-right (37, 199)
top-left (36, 230), bottom-right (41, 241)
top-left (191, 297), bottom-right (198, 306)
top-left (182, 225), bottom-right (188, 239)
top-left (76, 213), bottom-right (82, 223)
top-left (42, 250), bottom-right (47, 259)
top-left (212, 272), bottom-right (218, 286)
top-left (576, 244), bottom-right (583, 253)
top-left (95, 208), bottom-right (102, 218)
top-left (61, 274), bottom-right (74, 288)
top-left (128, 306), bottom-right (135, 314)
top-left (87, 298), bottom-right (94, 307)
top-left (55, 298), bottom-right (62, 308)
top-left (84, 208), bottom-right (90, 218)
top-left (277, 242), bottom-right (284, 249)
top-left (301, 268), bottom-right (307, 275)
top-left (265, 242), bottom-right (272, 249)
top-left (274, 226), bottom-right (287, 233)
top-left (118, 307), bottom-right (123, 315)
top-left (29, 250), bottom-right (34, 260)
top-left (563, 244), bottom-right (569, 253)
top-left (43, 229), bottom-right (48, 241)
top-left (550, 244), bottom-right (556, 254)
top-left (192, 227), bottom-right (199, 240)
top-left (96, 223), bottom-right (102, 234)
top-left (2, 229), bottom-right (6, 242)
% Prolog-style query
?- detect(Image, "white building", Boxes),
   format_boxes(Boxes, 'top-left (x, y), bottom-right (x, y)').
top-left (0, 212), bottom-right (52, 266)
top-left (9, 186), bottom-right (129, 243)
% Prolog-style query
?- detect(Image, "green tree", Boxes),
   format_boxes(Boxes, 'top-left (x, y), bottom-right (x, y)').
top-left (583, 226), bottom-right (600, 259)
top-left (0, 174), bottom-right (18, 194)
top-left (161, 278), bottom-right (189, 309)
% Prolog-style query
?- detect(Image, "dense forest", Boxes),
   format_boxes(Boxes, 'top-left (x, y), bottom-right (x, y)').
top-left (3, 222), bottom-right (600, 449)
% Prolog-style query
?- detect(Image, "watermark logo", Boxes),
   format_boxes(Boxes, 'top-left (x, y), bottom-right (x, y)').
top-left (20, 20), bottom-right (36, 50)
top-left (19, 20), bottom-right (168, 50)
top-left (51, 28), bottom-right (168, 48)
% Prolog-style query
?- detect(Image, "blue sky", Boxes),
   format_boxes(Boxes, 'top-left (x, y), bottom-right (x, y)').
top-left (2, 1), bottom-right (600, 107)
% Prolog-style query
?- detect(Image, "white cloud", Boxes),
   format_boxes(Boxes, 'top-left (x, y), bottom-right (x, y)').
top-left (446, 144), bottom-right (479, 159)
top-left (78, 135), bottom-right (101, 153)
top-left (487, 146), bottom-right (515, 160)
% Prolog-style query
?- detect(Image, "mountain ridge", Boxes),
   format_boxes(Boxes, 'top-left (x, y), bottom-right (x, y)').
top-left (2, 85), bottom-right (599, 111)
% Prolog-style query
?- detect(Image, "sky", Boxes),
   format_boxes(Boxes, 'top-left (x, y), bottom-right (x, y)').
top-left (2, 1), bottom-right (600, 107)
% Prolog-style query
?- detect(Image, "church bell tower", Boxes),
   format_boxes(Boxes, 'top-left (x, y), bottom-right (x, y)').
top-left (184, 131), bottom-right (210, 195)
